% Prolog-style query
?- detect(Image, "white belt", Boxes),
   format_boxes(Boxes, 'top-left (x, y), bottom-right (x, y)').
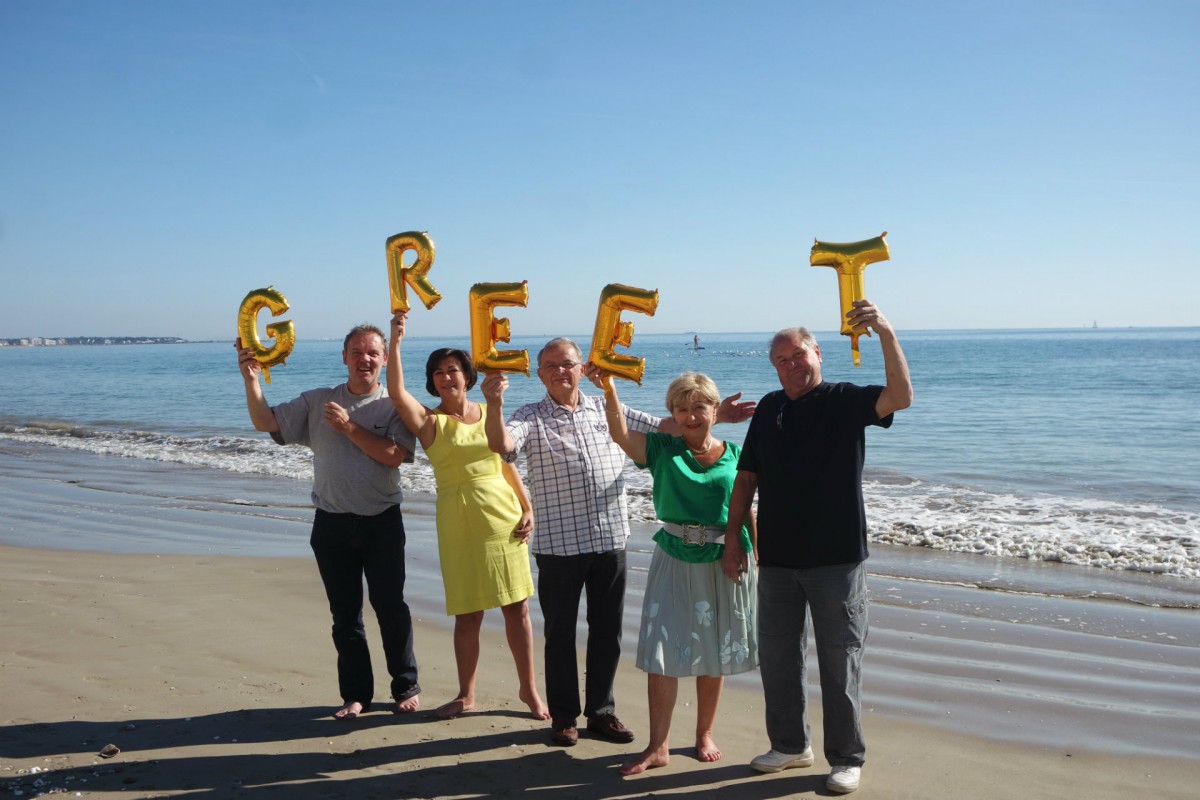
top-left (661, 522), bottom-right (726, 546)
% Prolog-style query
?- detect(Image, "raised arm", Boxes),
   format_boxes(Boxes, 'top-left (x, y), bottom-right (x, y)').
top-left (721, 470), bottom-right (758, 583)
top-left (236, 337), bottom-right (280, 433)
top-left (601, 375), bottom-right (647, 465)
top-left (847, 299), bottom-right (913, 418)
top-left (480, 373), bottom-right (519, 458)
top-left (387, 312), bottom-right (437, 449)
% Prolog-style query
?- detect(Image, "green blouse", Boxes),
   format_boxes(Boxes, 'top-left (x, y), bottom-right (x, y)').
top-left (640, 433), bottom-right (753, 564)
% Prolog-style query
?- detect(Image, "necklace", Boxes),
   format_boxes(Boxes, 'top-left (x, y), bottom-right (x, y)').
top-left (439, 401), bottom-right (474, 422)
top-left (686, 438), bottom-right (714, 455)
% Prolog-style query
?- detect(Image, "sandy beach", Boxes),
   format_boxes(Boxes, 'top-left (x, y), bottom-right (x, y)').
top-left (2, 446), bottom-right (1199, 799)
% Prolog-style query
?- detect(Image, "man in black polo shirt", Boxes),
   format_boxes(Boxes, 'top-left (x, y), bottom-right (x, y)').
top-left (722, 299), bottom-right (912, 794)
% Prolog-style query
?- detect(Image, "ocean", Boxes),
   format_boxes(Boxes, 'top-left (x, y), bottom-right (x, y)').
top-left (1, 326), bottom-right (1198, 591)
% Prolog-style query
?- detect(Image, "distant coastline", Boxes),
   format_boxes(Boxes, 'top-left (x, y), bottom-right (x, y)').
top-left (0, 336), bottom-right (187, 347)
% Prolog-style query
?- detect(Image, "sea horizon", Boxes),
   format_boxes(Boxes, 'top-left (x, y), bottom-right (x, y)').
top-left (3, 323), bottom-right (1196, 346)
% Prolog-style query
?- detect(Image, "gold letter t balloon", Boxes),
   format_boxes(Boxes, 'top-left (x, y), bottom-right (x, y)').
top-left (810, 232), bottom-right (890, 366)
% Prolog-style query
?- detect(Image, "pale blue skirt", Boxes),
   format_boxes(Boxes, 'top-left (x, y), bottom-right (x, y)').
top-left (634, 545), bottom-right (759, 677)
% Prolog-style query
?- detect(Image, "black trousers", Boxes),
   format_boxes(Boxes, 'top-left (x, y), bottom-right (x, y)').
top-left (310, 505), bottom-right (419, 707)
top-left (535, 550), bottom-right (626, 722)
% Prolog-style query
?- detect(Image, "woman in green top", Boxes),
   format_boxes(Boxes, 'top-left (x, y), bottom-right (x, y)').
top-left (603, 371), bottom-right (758, 775)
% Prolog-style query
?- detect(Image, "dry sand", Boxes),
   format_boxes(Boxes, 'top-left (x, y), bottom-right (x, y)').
top-left (3, 543), bottom-right (1197, 799)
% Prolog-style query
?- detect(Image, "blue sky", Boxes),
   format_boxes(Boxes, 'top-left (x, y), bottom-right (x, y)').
top-left (2, 0), bottom-right (1197, 340)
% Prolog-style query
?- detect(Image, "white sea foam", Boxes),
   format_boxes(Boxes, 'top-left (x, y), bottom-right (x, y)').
top-left (2, 424), bottom-right (317, 482)
top-left (865, 480), bottom-right (1200, 578)
top-left (620, 467), bottom-right (1200, 579)
top-left (2, 423), bottom-right (438, 508)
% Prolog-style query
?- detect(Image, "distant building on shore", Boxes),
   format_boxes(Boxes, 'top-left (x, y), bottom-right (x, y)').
top-left (0, 336), bottom-right (187, 347)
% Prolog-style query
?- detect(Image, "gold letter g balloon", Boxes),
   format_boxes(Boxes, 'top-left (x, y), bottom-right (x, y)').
top-left (237, 286), bottom-right (296, 384)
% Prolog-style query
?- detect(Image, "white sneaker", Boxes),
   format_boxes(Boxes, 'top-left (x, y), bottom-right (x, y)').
top-left (750, 746), bottom-right (815, 773)
top-left (827, 765), bottom-right (862, 793)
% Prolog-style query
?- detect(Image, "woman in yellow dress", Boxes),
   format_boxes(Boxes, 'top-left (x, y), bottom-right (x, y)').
top-left (388, 311), bottom-right (548, 721)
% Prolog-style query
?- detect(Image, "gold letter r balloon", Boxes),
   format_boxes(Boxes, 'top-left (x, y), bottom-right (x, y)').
top-left (386, 230), bottom-right (443, 313)
top-left (810, 232), bottom-right (890, 366)
top-left (237, 286), bottom-right (296, 384)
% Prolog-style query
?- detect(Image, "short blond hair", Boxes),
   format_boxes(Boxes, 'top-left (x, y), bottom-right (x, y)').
top-left (665, 372), bottom-right (720, 413)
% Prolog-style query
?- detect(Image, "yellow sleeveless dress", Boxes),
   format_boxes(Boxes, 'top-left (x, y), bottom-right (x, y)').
top-left (425, 405), bottom-right (534, 615)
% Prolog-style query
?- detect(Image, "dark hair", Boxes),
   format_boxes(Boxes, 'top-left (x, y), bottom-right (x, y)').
top-left (424, 348), bottom-right (478, 396)
top-left (343, 323), bottom-right (387, 352)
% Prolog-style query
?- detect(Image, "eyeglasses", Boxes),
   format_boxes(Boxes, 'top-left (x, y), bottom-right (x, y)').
top-left (539, 361), bottom-right (580, 373)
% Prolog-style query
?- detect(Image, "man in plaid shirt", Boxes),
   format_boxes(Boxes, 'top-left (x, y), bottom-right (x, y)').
top-left (483, 337), bottom-right (753, 747)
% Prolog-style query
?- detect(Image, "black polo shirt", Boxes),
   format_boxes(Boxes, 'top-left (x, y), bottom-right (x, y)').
top-left (738, 382), bottom-right (892, 569)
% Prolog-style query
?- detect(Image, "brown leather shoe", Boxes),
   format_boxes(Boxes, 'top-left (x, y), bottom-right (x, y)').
top-left (586, 713), bottom-right (635, 743)
top-left (550, 719), bottom-right (578, 747)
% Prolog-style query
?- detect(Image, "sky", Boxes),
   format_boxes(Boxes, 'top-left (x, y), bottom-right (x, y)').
top-left (1, 0), bottom-right (1197, 341)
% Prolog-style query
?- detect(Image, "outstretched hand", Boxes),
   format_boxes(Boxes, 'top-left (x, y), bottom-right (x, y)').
top-left (717, 392), bottom-right (756, 424)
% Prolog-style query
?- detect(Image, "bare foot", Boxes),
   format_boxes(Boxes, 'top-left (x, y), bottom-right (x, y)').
top-left (619, 746), bottom-right (670, 776)
top-left (394, 695), bottom-right (420, 714)
top-left (333, 701), bottom-right (364, 720)
top-left (696, 732), bottom-right (722, 762)
top-left (432, 696), bottom-right (474, 720)
top-left (520, 686), bottom-right (550, 720)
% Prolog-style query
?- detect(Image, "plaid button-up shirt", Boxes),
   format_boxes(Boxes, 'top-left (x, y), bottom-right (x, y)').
top-left (506, 392), bottom-right (660, 556)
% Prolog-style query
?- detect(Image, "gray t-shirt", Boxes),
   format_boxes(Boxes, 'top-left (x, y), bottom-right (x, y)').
top-left (270, 383), bottom-right (415, 515)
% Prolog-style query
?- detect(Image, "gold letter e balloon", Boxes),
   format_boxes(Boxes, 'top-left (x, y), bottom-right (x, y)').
top-left (588, 283), bottom-right (659, 384)
top-left (469, 281), bottom-right (531, 375)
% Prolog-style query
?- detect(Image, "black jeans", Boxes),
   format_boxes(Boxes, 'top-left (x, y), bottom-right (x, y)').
top-left (310, 505), bottom-right (419, 707)
top-left (535, 550), bottom-right (626, 723)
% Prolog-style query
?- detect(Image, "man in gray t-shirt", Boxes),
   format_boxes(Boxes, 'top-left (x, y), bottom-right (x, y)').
top-left (238, 323), bottom-right (420, 719)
